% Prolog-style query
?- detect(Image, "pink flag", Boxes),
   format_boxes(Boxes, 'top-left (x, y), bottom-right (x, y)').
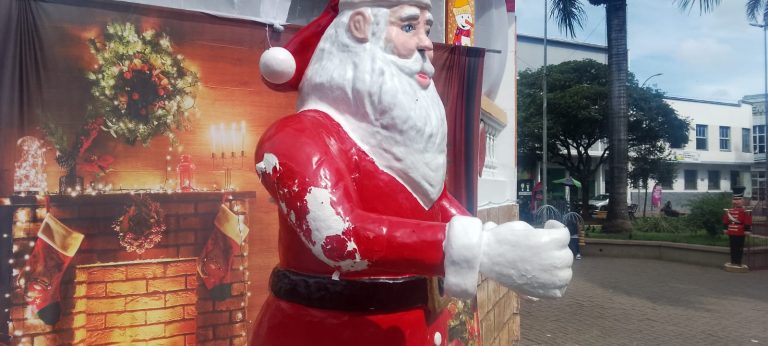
top-left (506, 0), bottom-right (515, 12)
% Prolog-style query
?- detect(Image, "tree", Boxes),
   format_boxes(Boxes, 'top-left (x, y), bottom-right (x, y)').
top-left (518, 59), bottom-right (689, 217)
top-left (549, 0), bottom-right (631, 232)
top-left (628, 148), bottom-right (678, 217)
top-left (549, 0), bottom-right (724, 232)
top-left (627, 82), bottom-right (687, 217)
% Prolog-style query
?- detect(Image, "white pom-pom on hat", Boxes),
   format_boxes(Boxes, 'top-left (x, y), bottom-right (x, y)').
top-left (259, 47), bottom-right (296, 84)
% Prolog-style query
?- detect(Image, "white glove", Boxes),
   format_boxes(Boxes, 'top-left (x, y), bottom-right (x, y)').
top-left (444, 217), bottom-right (573, 299)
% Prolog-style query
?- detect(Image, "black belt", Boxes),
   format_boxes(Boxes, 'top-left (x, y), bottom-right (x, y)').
top-left (270, 268), bottom-right (429, 312)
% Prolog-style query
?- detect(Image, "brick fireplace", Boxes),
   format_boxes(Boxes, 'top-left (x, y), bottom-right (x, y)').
top-left (1, 192), bottom-right (255, 345)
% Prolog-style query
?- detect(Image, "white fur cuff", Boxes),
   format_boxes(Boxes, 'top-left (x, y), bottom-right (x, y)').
top-left (443, 216), bottom-right (483, 299)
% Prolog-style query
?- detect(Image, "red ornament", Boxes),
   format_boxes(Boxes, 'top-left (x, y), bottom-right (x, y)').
top-left (132, 92), bottom-right (140, 100)
top-left (123, 71), bottom-right (132, 79)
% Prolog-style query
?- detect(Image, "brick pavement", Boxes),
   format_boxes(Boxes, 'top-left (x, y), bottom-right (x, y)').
top-left (520, 257), bottom-right (768, 346)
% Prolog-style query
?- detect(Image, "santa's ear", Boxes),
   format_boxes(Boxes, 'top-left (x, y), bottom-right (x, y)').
top-left (348, 9), bottom-right (372, 43)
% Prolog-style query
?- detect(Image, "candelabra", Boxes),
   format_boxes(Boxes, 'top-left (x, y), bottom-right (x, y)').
top-left (210, 152), bottom-right (245, 191)
top-left (211, 122), bottom-right (247, 191)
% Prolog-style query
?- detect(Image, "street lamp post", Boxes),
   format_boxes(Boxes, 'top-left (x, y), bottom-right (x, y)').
top-left (542, 0), bottom-right (548, 206)
top-left (750, 22), bottom-right (767, 203)
top-left (641, 73), bottom-right (663, 88)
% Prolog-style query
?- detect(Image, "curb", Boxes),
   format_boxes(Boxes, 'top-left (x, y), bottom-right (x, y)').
top-left (583, 238), bottom-right (768, 269)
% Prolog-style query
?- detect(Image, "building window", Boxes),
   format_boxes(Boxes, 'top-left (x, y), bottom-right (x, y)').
top-left (708, 170), bottom-right (721, 190)
top-left (753, 171), bottom-right (766, 201)
top-left (754, 125), bottom-right (765, 154)
top-left (743, 128), bottom-right (751, 153)
top-left (719, 126), bottom-right (730, 151)
top-left (731, 170), bottom-right (741, 189)
top-left (684, 170), bottom-right (697, 190)
top-left (696, 124), bottom-right (708, 150)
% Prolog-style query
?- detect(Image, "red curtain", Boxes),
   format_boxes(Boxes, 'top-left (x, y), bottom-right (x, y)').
top-left (432, 44), bottom-right (485, 215)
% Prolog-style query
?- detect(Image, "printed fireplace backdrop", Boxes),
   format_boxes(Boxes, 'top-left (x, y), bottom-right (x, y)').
top-left (0, 0), bottom-right (485, 344)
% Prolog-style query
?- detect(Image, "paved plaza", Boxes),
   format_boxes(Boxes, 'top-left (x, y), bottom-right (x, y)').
top-left (520, 257), bottom-right (768, 346)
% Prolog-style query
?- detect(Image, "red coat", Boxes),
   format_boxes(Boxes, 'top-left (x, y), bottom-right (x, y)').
top-left (252, 110), bottom-right (470, 346)
top-left (723, 207), bottom-right (751, 236)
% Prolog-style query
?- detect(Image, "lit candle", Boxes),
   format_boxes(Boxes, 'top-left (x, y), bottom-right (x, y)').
top-left (210, 125), bottom-right (217, 154)
top-left (219, 123), bottom-right (226, 154)
top-left (231, 123), bottom-right (237, 153)
top-left (240, 121), bottom-right (246, 152)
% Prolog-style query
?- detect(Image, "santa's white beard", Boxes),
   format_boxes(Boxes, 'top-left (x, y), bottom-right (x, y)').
top-left (298, 9), bottom-right (447, 209)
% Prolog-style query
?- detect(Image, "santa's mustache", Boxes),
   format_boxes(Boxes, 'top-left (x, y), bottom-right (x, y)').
top-left (386, 50), bottom-right (436, 78)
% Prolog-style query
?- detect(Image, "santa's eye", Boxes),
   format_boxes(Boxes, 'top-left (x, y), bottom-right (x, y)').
top-left (426, 27), bottom-right (431, 36)
top-left (401, 23), bottom-right (415, 33)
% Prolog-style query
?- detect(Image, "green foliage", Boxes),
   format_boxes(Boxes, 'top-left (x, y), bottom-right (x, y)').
top-left (631, 216), bottom-right (690, 234)
top-left (588, 217), bottom-right (731, 247)
top-left (517, 59), bottom-right (689, 212)
top-left (685, 193), bottom-right (731, 237)
top-left (88, 22), bottom-right (199, 146)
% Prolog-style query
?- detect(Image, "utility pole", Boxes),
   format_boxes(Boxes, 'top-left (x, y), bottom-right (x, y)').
top-left (750, 22), bottom-right (767, 205)
top-left (542, 0), bottom-right (548, 206)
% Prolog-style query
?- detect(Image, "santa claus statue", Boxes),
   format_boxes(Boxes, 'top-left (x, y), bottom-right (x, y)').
top-left (254, 0), bottom-right (573, 344)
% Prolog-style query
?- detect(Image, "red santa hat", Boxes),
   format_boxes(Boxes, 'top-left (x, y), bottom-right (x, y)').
top-left (259, 0), bottom-right (431, 91)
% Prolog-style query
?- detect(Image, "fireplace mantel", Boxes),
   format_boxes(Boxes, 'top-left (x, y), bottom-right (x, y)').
top-left (0, 191), bottom-right (256, 345)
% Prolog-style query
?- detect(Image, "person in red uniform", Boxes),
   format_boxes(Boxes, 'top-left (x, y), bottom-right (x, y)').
top-left (254, 1), bottom-right (573, 345)
top-left (723, 186), bottom-right (751, 268)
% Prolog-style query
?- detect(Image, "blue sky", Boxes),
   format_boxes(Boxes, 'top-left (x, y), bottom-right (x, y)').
top-left (515, 0), bottom-right (765, 103)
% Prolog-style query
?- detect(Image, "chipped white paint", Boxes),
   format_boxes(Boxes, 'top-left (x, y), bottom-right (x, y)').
top-left (332, 271), bottom-right (340, 280)
top-left (304, 186), bottom-right (369, 271)
top-left (256, 153), bottom-right (280, 176)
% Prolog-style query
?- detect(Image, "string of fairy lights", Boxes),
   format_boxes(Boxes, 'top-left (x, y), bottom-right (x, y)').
top-left (4, 205), bottom-right (38, 339)
top-left (4, 197), bottom-right (254, 341)
top-left (230, 198), bottom-right (252, 338)
top-left (6, 136), bottom-right (251, 341)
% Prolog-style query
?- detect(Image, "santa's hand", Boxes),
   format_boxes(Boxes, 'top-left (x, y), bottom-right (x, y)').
top-left (443, 217), bottom-right (572, 299)
top-left (480, 220), bottom-right (573, 299)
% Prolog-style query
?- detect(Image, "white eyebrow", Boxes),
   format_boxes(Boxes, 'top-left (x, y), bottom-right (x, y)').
top-left (399, 7), bottom-right (421, 21)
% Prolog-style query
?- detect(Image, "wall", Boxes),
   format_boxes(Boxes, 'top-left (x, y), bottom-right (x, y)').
top-left (478, 10), bottom-right (518, 208)
top-left (516, 34), bottom-right (608, 72)
top-left (666, 97), bottom-right (753, 165)
top-left (476, 204), bottom-right (520, 346)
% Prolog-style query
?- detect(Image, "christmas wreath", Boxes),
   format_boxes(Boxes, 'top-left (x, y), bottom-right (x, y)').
top-left (87, 22), bottom-right (199, 146)
top-left (113, 195), bottom-right (166, 254)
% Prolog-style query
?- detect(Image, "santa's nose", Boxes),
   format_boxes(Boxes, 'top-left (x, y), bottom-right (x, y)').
top-left (417, 34), bottom-right (433, 60)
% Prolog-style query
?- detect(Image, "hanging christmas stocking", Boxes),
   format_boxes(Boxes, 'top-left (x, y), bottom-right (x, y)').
top-left (20, 213), bottom-right (84, 325)
top-left (198, 205), bottom-right (249, 301)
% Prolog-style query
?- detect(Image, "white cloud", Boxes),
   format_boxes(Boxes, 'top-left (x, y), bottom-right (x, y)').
top-left (674, 37), bottom-right (731, 66)
top-left (516, 0), bottom-right (765, 102)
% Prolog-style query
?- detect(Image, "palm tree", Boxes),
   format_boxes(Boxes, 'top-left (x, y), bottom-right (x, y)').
top-left (549, 0), bottom-right (631, 232)
top-left (548, 0), bottom-right (729, 233)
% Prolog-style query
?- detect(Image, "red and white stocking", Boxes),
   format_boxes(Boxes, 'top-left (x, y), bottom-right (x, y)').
top-left (20, 214), bottom-right (84, 325)
top-left (198, 205), bottom-right (249, 301)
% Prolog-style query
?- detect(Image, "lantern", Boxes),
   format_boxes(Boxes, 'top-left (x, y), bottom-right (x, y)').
top-left (177, 154), bottom-right (196, 192)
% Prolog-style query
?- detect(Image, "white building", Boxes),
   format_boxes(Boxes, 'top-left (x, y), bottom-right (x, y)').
top-left (741, 94), bottom-right (768, 199)
top-left (662, 97), bottom-right (753, 209)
